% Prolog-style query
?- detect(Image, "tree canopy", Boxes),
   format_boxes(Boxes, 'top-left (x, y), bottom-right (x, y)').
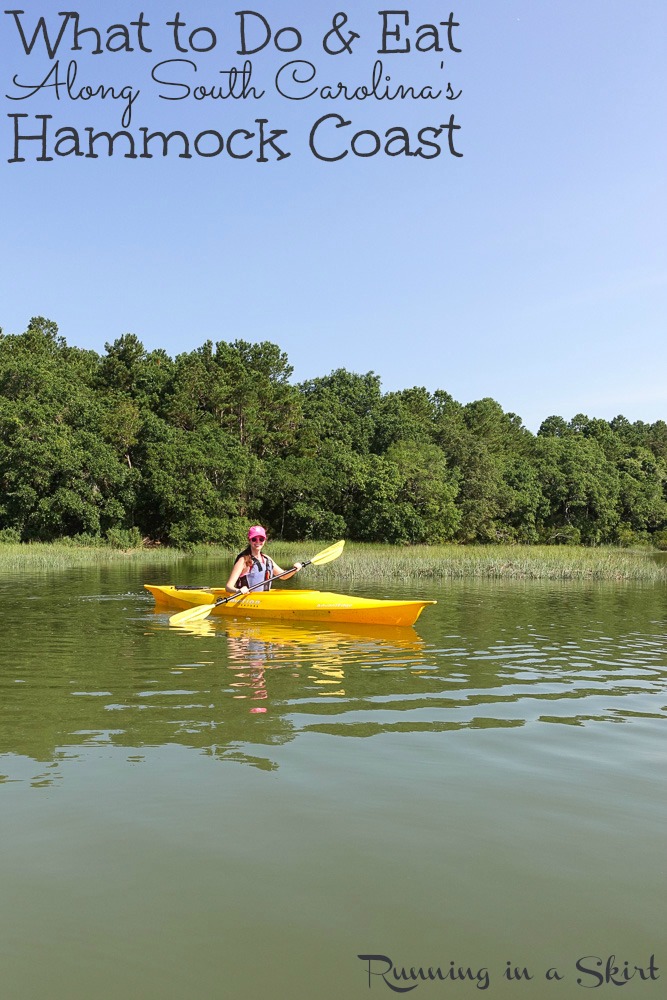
top-left (1, 318), bottom-right (665, 548)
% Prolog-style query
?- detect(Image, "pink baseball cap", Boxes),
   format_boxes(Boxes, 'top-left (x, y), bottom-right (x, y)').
top-left (248, 525), bottom-right (267, 540)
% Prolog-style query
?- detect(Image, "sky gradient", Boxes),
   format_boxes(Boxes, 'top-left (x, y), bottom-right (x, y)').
top-left (1, 0), bottom-right (665, 431)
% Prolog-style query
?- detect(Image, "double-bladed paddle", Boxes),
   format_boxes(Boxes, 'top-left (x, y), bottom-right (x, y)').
top-left (168, 539), bottom-right (345, 626)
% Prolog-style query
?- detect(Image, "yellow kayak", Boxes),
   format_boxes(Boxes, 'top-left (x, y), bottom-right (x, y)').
top-left (144, 585), bottom-right (436, 627)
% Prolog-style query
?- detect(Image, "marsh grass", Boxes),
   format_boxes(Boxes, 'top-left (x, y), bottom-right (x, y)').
top-left (194, 542), bottom-right (667, 583)
top-left (0, 542), bottom-right (187, 572)
top-left (1, 541), bottom-right (665, 582)
top-left (280, 542), bottom-right (667, 582)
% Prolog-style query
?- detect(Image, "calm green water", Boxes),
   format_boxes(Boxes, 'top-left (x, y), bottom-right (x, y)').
top-left (0, 563), bottom-right (665, 999)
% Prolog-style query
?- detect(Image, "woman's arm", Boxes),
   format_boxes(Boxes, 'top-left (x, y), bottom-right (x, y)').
top-left (226, 557), bottom-right (249, 594)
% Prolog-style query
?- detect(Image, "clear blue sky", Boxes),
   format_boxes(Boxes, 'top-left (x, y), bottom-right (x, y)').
top-left (1, 0), bottom-right (665, 431)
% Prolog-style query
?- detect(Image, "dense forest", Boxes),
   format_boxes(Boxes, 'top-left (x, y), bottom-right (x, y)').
top-left (1, 317), bottom-right (666, 549)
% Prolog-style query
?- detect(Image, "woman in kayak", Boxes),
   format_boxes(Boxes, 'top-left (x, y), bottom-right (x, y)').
top-left (225, 525), bottom-right (303, 595)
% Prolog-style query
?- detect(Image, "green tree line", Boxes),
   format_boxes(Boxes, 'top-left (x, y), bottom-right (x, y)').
top-left (1, 317), bottom-right (666, 548)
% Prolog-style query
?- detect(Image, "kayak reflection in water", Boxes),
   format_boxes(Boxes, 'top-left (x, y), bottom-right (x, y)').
top-left (225, 524), bottom-right (303, 596)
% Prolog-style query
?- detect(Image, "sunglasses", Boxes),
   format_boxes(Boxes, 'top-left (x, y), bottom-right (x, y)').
top-left (251, 536), bottom-right (266, 543)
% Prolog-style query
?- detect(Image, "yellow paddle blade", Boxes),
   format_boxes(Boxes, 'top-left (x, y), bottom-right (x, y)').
top-left (168, 599), bottom-right (219, 627)
top-left (308, 539), bottom-right (345, 566)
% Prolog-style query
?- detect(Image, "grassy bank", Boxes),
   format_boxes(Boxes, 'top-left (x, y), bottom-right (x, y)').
top-left (265, 543), bottom-right (667, 582)
top-left (0, 542), bottom-right (187, 571)
top-left (1, 541), bottom-right (665, 582)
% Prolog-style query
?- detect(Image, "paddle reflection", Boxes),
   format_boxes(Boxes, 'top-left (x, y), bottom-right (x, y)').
top-left (169, 619), bottom-right (216, 638)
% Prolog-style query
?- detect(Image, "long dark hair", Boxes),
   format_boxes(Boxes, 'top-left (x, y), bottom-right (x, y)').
top-left (236, 545), bottom-right (253, 571)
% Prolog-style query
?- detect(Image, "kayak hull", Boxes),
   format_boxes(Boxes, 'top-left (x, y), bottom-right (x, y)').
top-left (144, 585), bottom-right (436, 627)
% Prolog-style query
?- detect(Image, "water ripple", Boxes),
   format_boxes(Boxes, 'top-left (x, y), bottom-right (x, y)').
top-left (1, 576), bottom-right (666, 780)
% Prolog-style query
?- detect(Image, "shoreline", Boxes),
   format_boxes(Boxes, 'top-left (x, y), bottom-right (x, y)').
top-left (1, 541), bottom-right (665, 582)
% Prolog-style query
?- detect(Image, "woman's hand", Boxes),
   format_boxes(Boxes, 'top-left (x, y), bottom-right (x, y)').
top-left (292, 562), bottom-right (303, 572)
